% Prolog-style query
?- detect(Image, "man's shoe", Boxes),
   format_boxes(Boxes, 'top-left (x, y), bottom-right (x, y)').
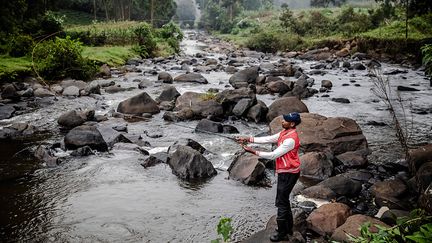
top-left (270, 232), bottom-right (287, 242)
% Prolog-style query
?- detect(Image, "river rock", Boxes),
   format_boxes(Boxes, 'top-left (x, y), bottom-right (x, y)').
top-left (112, 142), bottom-right (149, 155)
top-left (397, 86), bottom-right (419, 91)
top-left (321, 80), bottom-right (333, 89)
top-left (70, 146), bottom-right (95, 157)
top-left (299, 48), bottom-right (332, 61)
top-left (158, 72), bottom-right (173, 83)
top-left (84, 82), bottom-right (101, 95)
top-left (246, 100), bottom-right (268, 123)
top-left (270, 113), bottom-right (367, 155)
top-left (266, 97), bottom-right (309, 122)
top-left (266, 81), bottom-right (291, 94)
top-left (306, 203), bottom-right (352, 236)
top-left (229, 66), bottom-right (259, 88)
top-left (380, 209), bottom-right (410, 225)
top-left (62, 86), bottom-right (80, 96)
top-left (64, 125), bottom-right (108, 151)
top-left (117, 92), bottom-right (160, 115)
top-left (34, 145), bottom-right (58, 167)
top-left (300, 152), bottom-right (334, 180)
top-left (0, 105), bottom-right (15, 120)
top-left (222, 125), bottom-right (239, 134)
top-left (195, 119), bottom-right (222, 133)
top-left (156, 86), bottom-right (180, 103)
top-left (168, 138), bottom-right (207, 154)
top-left (371, 178), bottom-right (407, 199)
top-left (97, 125), bottom-right (132, 149)
top-left (283, 76), bottom-right (316, 99)
top-left (174, 73), bottom-right (208, 84)
top-left (17, 88), bottom-right (34, 97)
top-left (141, 152), bottom-right (168, 168)
top-left (215, 88), bottom-right (256, 115)
top-left (99, 64), bottom-right (111, 78)
top-left (57, 110), bottom-right (87, 128)
top-left (353, 63), bottom-right (366, 70)
top-left (174, 92), bottom-right (223, 119)
top-left (301, 184), bottom-right (337, 200)
top-left (1, 84), bottom-right (20, 100)
top-left (168, 145), bottom-right (217, 180)
top-left (408, 144), bottom-right (432, 170)
top-left (320, 174), bottom-right (362, 196)
top-left (417, 162), bottom-right (432, 192)
top-left (228, 152), bottom-right (266, 185)
top-left (232, 98), bottom-right (254, 117)
top-left (267, 65), bottom-right (296, 77)
top-left (34, 88), bottom-right (55, 97)
top-left (332, 98), bottom-right (350, 103)
top-left (60, 80), bottom-right (87, 90)
top-left (331, 215), bottom-right (389, 242)
top-left (335, 149), bottom-right (369, 168)
top-left (105, 85), bottom-right (126, 93)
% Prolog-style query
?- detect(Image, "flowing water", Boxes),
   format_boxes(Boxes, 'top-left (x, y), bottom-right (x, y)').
top-left (0, 30), bottom-right (431, 242)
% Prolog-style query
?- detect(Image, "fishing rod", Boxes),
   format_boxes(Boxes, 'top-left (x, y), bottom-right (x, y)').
top-left (170, 123), bottom-right (240, 142)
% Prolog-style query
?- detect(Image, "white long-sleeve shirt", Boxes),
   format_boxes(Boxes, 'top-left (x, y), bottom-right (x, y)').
top-left (250, 132), bottom-right (295, 160)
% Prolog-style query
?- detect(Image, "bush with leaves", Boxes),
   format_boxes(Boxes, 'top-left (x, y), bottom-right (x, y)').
top-left (211, 217), bottom-right (233, 243)
top-left (157, 22), bottom-right (183, 53)
top-left (422, 44), bottom-right (432, 85)
top-left (133, 22), bottom-right (157, 58)
top-left (336, 6), bottom-right (372, 36)
top-left (33, 36), bottom-right (97, 81)
top-left (348, 209), bottom-right (432, 243)
top-left (9, 35), bottom-right (34, 57)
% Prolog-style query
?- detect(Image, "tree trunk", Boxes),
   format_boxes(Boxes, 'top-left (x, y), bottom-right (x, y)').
top-left (151, 0), bottom-right (154, 26)
top-left (93, 0), bottom-right (97, 20)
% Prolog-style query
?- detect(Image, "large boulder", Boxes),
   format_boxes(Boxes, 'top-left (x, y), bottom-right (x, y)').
top-left (267, 65), bottom-right (296, 77)
top-left (228, 152), bottom-right (266, 185)
top-left (417, 162), bottom-right (432, 192)
top-left (96, 125), bottom-right (132, 149)
top-left (1, 84), bottom-right (20, 100)
top-left (64, 125), bottom-right (108, 151)
top-left (232, 98), bottom-right (254, 117)
top-left (174, 92), bottom-right (223, 119)
top-left (0, 105), bottom-right (15, 120)
top-left (266, 81), bottom-right (291, 94)
top-left (266, 97), bottom-right (309, 122)
top-left (331, 215), bottom-right (389, 242)
top-left (215, 88), bottom-right (256, 115)
top-left (270, 113), bottom-right (367, 155)
top-left (168, 145), bottom-right (217, 180)
top-left (158, 72), bottom-right (173, 83)
top-left (168, 138), bottom-right (207, 154)
top-left (409, 144), bottom-right (432, 170)
top-left (229, 66), bottom-right (259, 88)
top-left (283, 77), bottom-right (316, 99)
top-left (335, 149), bottom-right (369, 168)
top-left (156, 86), bottom-right (180, 103)
top-left (300, 152), bottom-right (334, 180)
top-left (174, 73), bottom-right (208, 84)
top-left (60, 79), bottom-right (87, 90)
top-left (371, 178), bottom-right (410, 210)
top-left (117, 92), bottom-right (160, 115)
top-left (302, 173), bottom-right (362, 199)
top-left (34, 145), bottom-right (58, 167)
top-left (306, 203), bottom-right (352, 236)
top-left (246, 100), bottom-right (268, 123)
top-left (195, 119), bottom-right (222, 133)
top-left (57, 110), bottom-right (87, 128)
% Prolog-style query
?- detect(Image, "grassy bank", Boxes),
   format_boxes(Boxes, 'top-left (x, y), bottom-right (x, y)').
top-left (217, 6), bottom-right (432, 61)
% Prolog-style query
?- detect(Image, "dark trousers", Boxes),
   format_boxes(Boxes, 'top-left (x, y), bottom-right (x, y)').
top-left (275, 172), bottom-right (300, 234)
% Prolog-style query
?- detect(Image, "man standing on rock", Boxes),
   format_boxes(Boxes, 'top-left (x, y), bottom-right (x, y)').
top-left (236, 112), bottom-right (301, 242)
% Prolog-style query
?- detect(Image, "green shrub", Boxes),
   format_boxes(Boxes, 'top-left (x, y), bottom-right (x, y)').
top-left (348, 209), bottom-right (432, 243)
top-left (246, 29), bottom-right (281, 53)
top-left (9, 35), bottom-right (34, 57)
top-left (211, 217), bottom-right (233, 243)
top-left (23, 11), bottom-right (65, 38)
top-left (133, 22), bottom-right (156, 58)
top-left (336, 6), bottom-right (372, 36)
top-left (157, 22), bottom-right (183, 53)
top-left (33, 36), bottom-right (97, 81)
top-left (422, 44), bottom-right (432, 77)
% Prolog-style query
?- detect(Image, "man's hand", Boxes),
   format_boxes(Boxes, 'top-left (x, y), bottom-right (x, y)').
top-left (235, 136), bottom-right (250, 145)
top-left (242, 145), bottom-right (256, 155)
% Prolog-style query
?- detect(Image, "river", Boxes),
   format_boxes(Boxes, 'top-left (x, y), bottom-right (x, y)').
top-left (0, 30), bottom-right (431, 242)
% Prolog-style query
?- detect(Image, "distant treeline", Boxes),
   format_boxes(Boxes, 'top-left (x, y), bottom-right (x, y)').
top-left (0, 0), bottom-right (177, 36)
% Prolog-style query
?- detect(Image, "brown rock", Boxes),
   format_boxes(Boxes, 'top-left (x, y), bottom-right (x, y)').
top-left (331, 214), bottom-right (389, 242)
top-left (409, 144), bottom-right (432, 170)
top-left (300, 152), bottom-right (333, 180)
top-left (266, 97), bottom-right (309, 121)
top-left (270, 113), bottom-right (367, 155)
top-left (306, 203), bottom-right (352, 236)
top-left (228, 152), bottom-right (266, 185)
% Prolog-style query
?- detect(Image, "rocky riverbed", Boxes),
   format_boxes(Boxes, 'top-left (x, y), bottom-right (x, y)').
top-left (0, 30), bottom-right (431, 242)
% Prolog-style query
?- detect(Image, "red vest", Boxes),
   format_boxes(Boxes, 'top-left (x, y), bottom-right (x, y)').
top-left (276, 129), bottom-right (301, 174)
